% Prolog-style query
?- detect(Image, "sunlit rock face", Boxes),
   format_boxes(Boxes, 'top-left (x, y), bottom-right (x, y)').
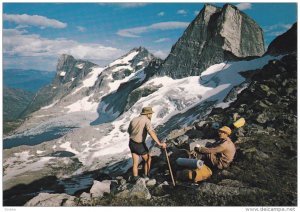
top-left (158, 4), bottom-right (265, 79)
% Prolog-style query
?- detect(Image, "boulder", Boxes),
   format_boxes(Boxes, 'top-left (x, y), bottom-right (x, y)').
top-left (152, 181), bottom-right (169, 196)
top-left (146, 179), bottom-right (157, 187)
top-left (219, 170), bottom-right (235, 178)
top-left (176, 135), bottom-right (189, 145)
top-left (90, 180), bottom-right (111, 198)
top-left (25, 193), bottom-right (77, 206)
top-left (79, 192), bottom-right (92, 205)
top-left (256, 113), bottom-right (269, 124)
top-left (242, 147), bottom-right (270, 161)
top-left (116, 178), bottom-right (151, 200)
top-left (195, 182), bottom-right (266, 205)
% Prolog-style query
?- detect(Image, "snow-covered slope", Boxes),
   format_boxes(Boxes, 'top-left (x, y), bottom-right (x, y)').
top-left (3, 55), bottom-right (280, 190)
top-left (7, 48), bottom-right (155, 137)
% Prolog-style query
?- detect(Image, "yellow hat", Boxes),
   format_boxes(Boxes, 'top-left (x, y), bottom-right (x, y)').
top-left (140, 107), bottom-right (154, 115)
top-left (219, 126), bottom-right (232, 135)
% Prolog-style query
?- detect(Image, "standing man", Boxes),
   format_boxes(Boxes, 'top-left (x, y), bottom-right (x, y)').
top-left (128, 106), bottom-right (167, 181)
top-left (194, 126), bottom-right (236, 169)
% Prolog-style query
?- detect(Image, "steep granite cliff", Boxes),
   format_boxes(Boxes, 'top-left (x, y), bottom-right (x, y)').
top-left (158, 4), bottom-right (265, 79)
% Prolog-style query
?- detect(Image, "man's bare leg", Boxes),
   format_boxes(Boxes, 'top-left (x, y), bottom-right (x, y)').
top-left (142, 153), bottom-right (151, 176)
top-left (132, 153), bottom-right (140, 177)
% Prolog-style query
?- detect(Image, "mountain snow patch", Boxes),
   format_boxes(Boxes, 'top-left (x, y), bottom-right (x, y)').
top-left (65, 96), bottom-right (98, 113)
top-left (109, 50), bottom-right (139, 67)
top-left (76, 63), bottom-right (85, 69)
top-left (72, 67), bottom-right (104, 94)
top-left (60, 72), bottom-right (66, 77)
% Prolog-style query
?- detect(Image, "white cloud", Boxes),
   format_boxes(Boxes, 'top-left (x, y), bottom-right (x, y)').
top-left (177, 10), bottom-right (187, 15)
top-left (263, 23), bottom-right (292, 33)
top-left (268, 31), bottom-right (287, 36)
top-left (235, 3), bottom-right (252, 10)
top-left (117, 21), bottom-right (189, 38)
top-left (263, 23), bottom-right (292, 38)
top-left (158, 12), bottom-right (165, 16)
top-left (194, 10), bottom-right (200, 16)
top-left (3, 28), bottom-right (125, 68)
top-left (4, 55), bottom-right (58, 71)
top-left (77, 26), bottom-right (86, 32)
top-left (154, 38), bottom-right (170, 43)
top-left (3, 13), bottom-right (67, 29)
top-left (118, 3), bottom-right (148, 8)
top-left (151, 50), bottom-right (169, 59)
top-left (15, 24), bottom-right (29, 29)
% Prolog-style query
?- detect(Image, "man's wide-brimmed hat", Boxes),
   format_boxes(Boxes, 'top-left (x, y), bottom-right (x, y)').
top-left (141, 107), bottom-right (154, 115)
top-left (219, 126), bottom-right (232, 135)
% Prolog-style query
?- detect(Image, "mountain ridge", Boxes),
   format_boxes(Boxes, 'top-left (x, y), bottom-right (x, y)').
top-left (4, 69), bottom-right (55, 92)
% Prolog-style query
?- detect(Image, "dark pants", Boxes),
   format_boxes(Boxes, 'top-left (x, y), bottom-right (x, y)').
top-left (129, 139), bottom-right (149, 155)
top-left (195, 152), bottom-right (218, 170)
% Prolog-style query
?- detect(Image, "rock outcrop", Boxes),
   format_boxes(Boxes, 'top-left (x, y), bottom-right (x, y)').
top-left (89, 180), bottom-right (111, 198)
top-left (25, 193), bottom-right (77, 206)
top-left (158, 4), bottom-right (265, 79)
top-left (91, 48), bottom-right (161, 124)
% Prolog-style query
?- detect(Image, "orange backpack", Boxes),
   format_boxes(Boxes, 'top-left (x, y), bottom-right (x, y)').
top-left (177, 164), bottom-right (212, 183)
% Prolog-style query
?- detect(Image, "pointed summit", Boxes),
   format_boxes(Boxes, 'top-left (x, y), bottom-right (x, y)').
top-left (109, 46), bottom-right (154, 68)
top-left (158, 3), bottom-right (265, 79)
top-left (56, 54), bottom-right (76, 73)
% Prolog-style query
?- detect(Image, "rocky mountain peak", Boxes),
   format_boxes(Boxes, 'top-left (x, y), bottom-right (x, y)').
top-left (158, 3), bottom-right (265, 79)
top-left (56, 54), bottom-right (75, 71)
top-left (108, 46), bottom-right (154, 70)
top-left (202, 3), bottom-right (219, 12)
top-left (223, 3), bottom-right (238, 10)
top-left (132, 46), bottom-right (147, 52)
top-left (21, 54), bottom-right (98, 116)
top-left (129, 46), bottom-right (153, 59)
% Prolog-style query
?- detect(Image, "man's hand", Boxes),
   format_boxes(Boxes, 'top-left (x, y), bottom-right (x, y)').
top-left (194, 146), bottom-right (205, 153)
top-left (160, 143), bottom-right (167, 149)
top-left (190, 150), bottom-right (198, 158)
top-left (194, 146), bottom-right (200, 152)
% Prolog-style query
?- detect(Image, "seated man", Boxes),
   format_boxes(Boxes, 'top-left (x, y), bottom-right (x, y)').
top-left (193, 126), bottom-right (236, 169)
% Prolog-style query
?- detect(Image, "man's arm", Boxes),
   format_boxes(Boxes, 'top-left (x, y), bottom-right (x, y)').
top-left (148, 130), bottom-right (167, 149)
top-left (199, 144), bottom-right (225, 154)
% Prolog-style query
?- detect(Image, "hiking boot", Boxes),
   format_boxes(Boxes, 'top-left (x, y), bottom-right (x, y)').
top-left (129, 176), bottom-right (140, 183)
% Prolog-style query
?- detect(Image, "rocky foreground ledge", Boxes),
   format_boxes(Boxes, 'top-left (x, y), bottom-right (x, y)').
top-left (25, 175), bottom-right (266, 206)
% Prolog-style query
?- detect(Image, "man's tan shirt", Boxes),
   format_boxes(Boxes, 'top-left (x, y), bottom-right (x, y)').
top-left (200, 137), bottom-right (236, 169)
top-left (128, 115), bottom-right (154, 143)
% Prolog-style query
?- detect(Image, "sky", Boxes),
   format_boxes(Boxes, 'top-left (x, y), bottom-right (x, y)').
top-left (2, 2), bottom-right (298, 71)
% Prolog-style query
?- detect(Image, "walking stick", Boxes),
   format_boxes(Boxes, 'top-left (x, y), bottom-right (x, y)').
top-left (164, 148), bottom-right (176, 186)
